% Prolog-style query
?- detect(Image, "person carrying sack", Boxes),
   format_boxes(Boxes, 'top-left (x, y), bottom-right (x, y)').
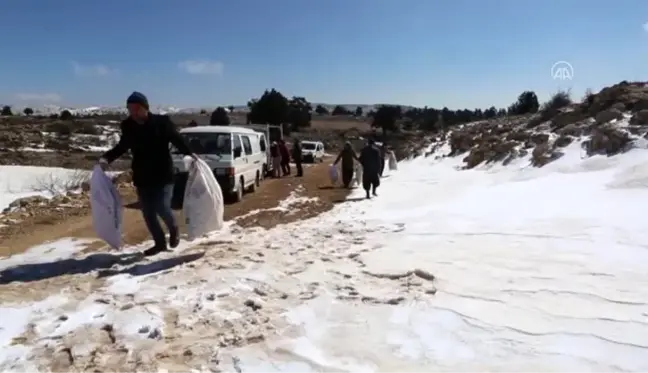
top-left (334, 141), bottom-right (359, 188)
top-left (358, 138), bottom-right (382, 199)
top-left (99, 91), bottom-right (196, 257)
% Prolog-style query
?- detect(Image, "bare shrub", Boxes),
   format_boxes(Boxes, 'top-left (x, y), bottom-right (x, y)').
top-left (582, 88), bottom-right (594, 104)
top-left (60, 110), bottom-right (73, 121)
top-left (541, 89), bottom-right (573, 112)
top-left (76, 121), bottom-right (100, 135)
top-left (45, 121), bottom-right (73, 136)
top-left (44, 121), bottom-right (100, 136)
top-left (29, 169), bottom-right (91, 195)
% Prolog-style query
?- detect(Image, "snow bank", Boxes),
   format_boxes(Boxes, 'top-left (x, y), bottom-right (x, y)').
top-left (0, 166), bottom-right (119, 212)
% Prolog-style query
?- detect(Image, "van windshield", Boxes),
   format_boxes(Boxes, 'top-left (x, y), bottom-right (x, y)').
top-left (173, 132), bottom-right (231, 155)
top-left (302, 142), bottom-right (316, 150)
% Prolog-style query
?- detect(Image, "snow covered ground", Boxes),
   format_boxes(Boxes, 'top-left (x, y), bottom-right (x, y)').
top-left (2, 140), bottom-right (648, 371)
top-left (0, 166), bottom-right (120, 212)
top-left (0, 166), bottom-right (90, 211)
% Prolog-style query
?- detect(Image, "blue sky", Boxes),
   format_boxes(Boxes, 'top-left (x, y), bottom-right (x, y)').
top-left (0, 0), bottom-right (646, 109)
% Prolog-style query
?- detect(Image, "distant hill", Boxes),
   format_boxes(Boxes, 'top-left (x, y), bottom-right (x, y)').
top-left (1, 103), bottom-right (416, 116)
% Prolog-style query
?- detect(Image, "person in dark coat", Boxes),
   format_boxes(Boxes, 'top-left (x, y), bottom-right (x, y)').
top-left (291, 139), bottom-right (303, 177)
top-left (334, 142), bottom-right (359, 188)
top-left (358, 138), bottom-right (382, 199)
top-left (278, 139), bottom-right (291, 176)
top-left (99, 91), bottom-right (196, 257)
top-left (269, 141), bottom-right (281, 178)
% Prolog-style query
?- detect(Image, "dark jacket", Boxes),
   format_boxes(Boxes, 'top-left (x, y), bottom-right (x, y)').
top-left (278, 142), bottom-right (290, 162)
top-left (335, 145), bottom-right (358, 170)
top-left (359, 145), bottom-right (382, 175)
top-left (270, 143), bottom-right (280, 158)
top-left (292, 142), bottom-right (303, 162)
top-left (102, 114), bottom-right (192, 188)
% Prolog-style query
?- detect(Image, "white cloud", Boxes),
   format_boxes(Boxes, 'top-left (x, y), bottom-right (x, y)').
top-left (643, 21), bottom-right (648, 32)
top-left (15, 93), bottom-right (62, 102)
top-left (178, 59), bottom-right (224, 75)
top-left (71, 61), bottom-right (115, 77)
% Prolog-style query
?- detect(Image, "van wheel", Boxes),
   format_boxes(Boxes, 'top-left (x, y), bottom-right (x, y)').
top-left (233, 177), bottom-right (244, 203)
top-left (249, 172), bottom-right (260, 193)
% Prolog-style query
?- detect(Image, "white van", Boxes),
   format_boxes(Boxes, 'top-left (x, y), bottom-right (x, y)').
top-left (301, 140), bottom-right (325, 163)
top-left (171, 126), bottom-right (267, 203)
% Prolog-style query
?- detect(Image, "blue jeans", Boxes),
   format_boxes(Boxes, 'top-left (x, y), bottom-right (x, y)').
top-left (136, 184), bottom-right (177, 247)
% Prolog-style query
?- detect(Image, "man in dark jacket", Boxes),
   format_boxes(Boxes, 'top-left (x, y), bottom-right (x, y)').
top-left (358, 139), bottom-right (382, 199)
top-left (278, 139), bottom-right (291, 176)
top-left (334, 142), bottom-right (359, 188)
top-left (292, 139), bottom-right (303, 177)
top-left (99, 91), bottom-right (195, 257)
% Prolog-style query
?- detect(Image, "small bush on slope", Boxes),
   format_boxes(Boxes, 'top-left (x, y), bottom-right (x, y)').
top-left (541, 89), bottom-right (573, 112)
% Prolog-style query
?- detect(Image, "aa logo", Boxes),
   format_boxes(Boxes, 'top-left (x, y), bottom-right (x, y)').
top-left (551, 61), bottom-right (573, 81)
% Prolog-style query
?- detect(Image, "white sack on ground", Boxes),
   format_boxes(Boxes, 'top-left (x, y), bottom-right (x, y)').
top-left (89, 165), bottom-right (122, 249)
top-left (183, 157), bottom-right (224, 240)
top-left (329, 164), bottom-right (339, 184)
top-left (354, 162), bottom-right (363, 187)
top-left (388, 151), bottom-right (398, 171)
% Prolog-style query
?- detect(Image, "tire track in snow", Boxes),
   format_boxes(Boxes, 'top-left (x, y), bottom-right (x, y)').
top-left (500, 288), bottom-right (647, 306)
top-left (428, 305), bottom-right (648, 350)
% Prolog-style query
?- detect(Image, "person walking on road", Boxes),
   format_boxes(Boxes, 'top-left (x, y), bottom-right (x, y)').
top-left (278, 139), bottom-right (291, 176)
top-left (359, 138), bottom-right (382, 199)
top-left (292, 139), bottom-right (304, 177)
top-left (334, 141), bottom-right (359, 188)
top-left (99, 91), bottom-right (196, 257)
top-left (270, 141), bottom-right (281, 178)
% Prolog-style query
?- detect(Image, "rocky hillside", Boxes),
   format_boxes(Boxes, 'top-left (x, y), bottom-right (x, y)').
top-left (431, 82), bottom-right (648, 168)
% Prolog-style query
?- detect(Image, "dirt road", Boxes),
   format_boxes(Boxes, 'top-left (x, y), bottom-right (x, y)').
top-left (0, 161), bottom-right (349, 256)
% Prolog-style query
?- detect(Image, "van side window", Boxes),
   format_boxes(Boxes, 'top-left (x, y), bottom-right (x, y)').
top-left (233, 134), bottom-right (243, 158)
top-left (241, 135), bottom-right (253, 155)
top-left (260, 136), bottom-right (267, 152)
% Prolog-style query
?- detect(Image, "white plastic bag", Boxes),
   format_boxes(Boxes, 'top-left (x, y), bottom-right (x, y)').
top-left (183, 157), bottom-right (224, 240)
top-left (89, 165), bottom-right (122, 249)
top-left (353, 162), bottom-right (363, 186)
top-left (388, 151), bottom-right (398, 171)
top-left (329, 164), bottom-right (339, 184)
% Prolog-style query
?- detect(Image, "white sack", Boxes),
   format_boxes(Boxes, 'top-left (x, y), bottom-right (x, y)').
top-left (329, 164), bottom-right (339, 184)
top-left (353, 162), bottom-right (363, 187)
top-left (89, 165), bottom-right (122, 249)
top-left (388, 151), bottom-right (398, 171)
top-left (183, 157), bottom-right (225, 240)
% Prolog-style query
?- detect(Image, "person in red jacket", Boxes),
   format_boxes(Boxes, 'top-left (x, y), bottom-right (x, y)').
top-left (278, 139), bottom-right (291, 176)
